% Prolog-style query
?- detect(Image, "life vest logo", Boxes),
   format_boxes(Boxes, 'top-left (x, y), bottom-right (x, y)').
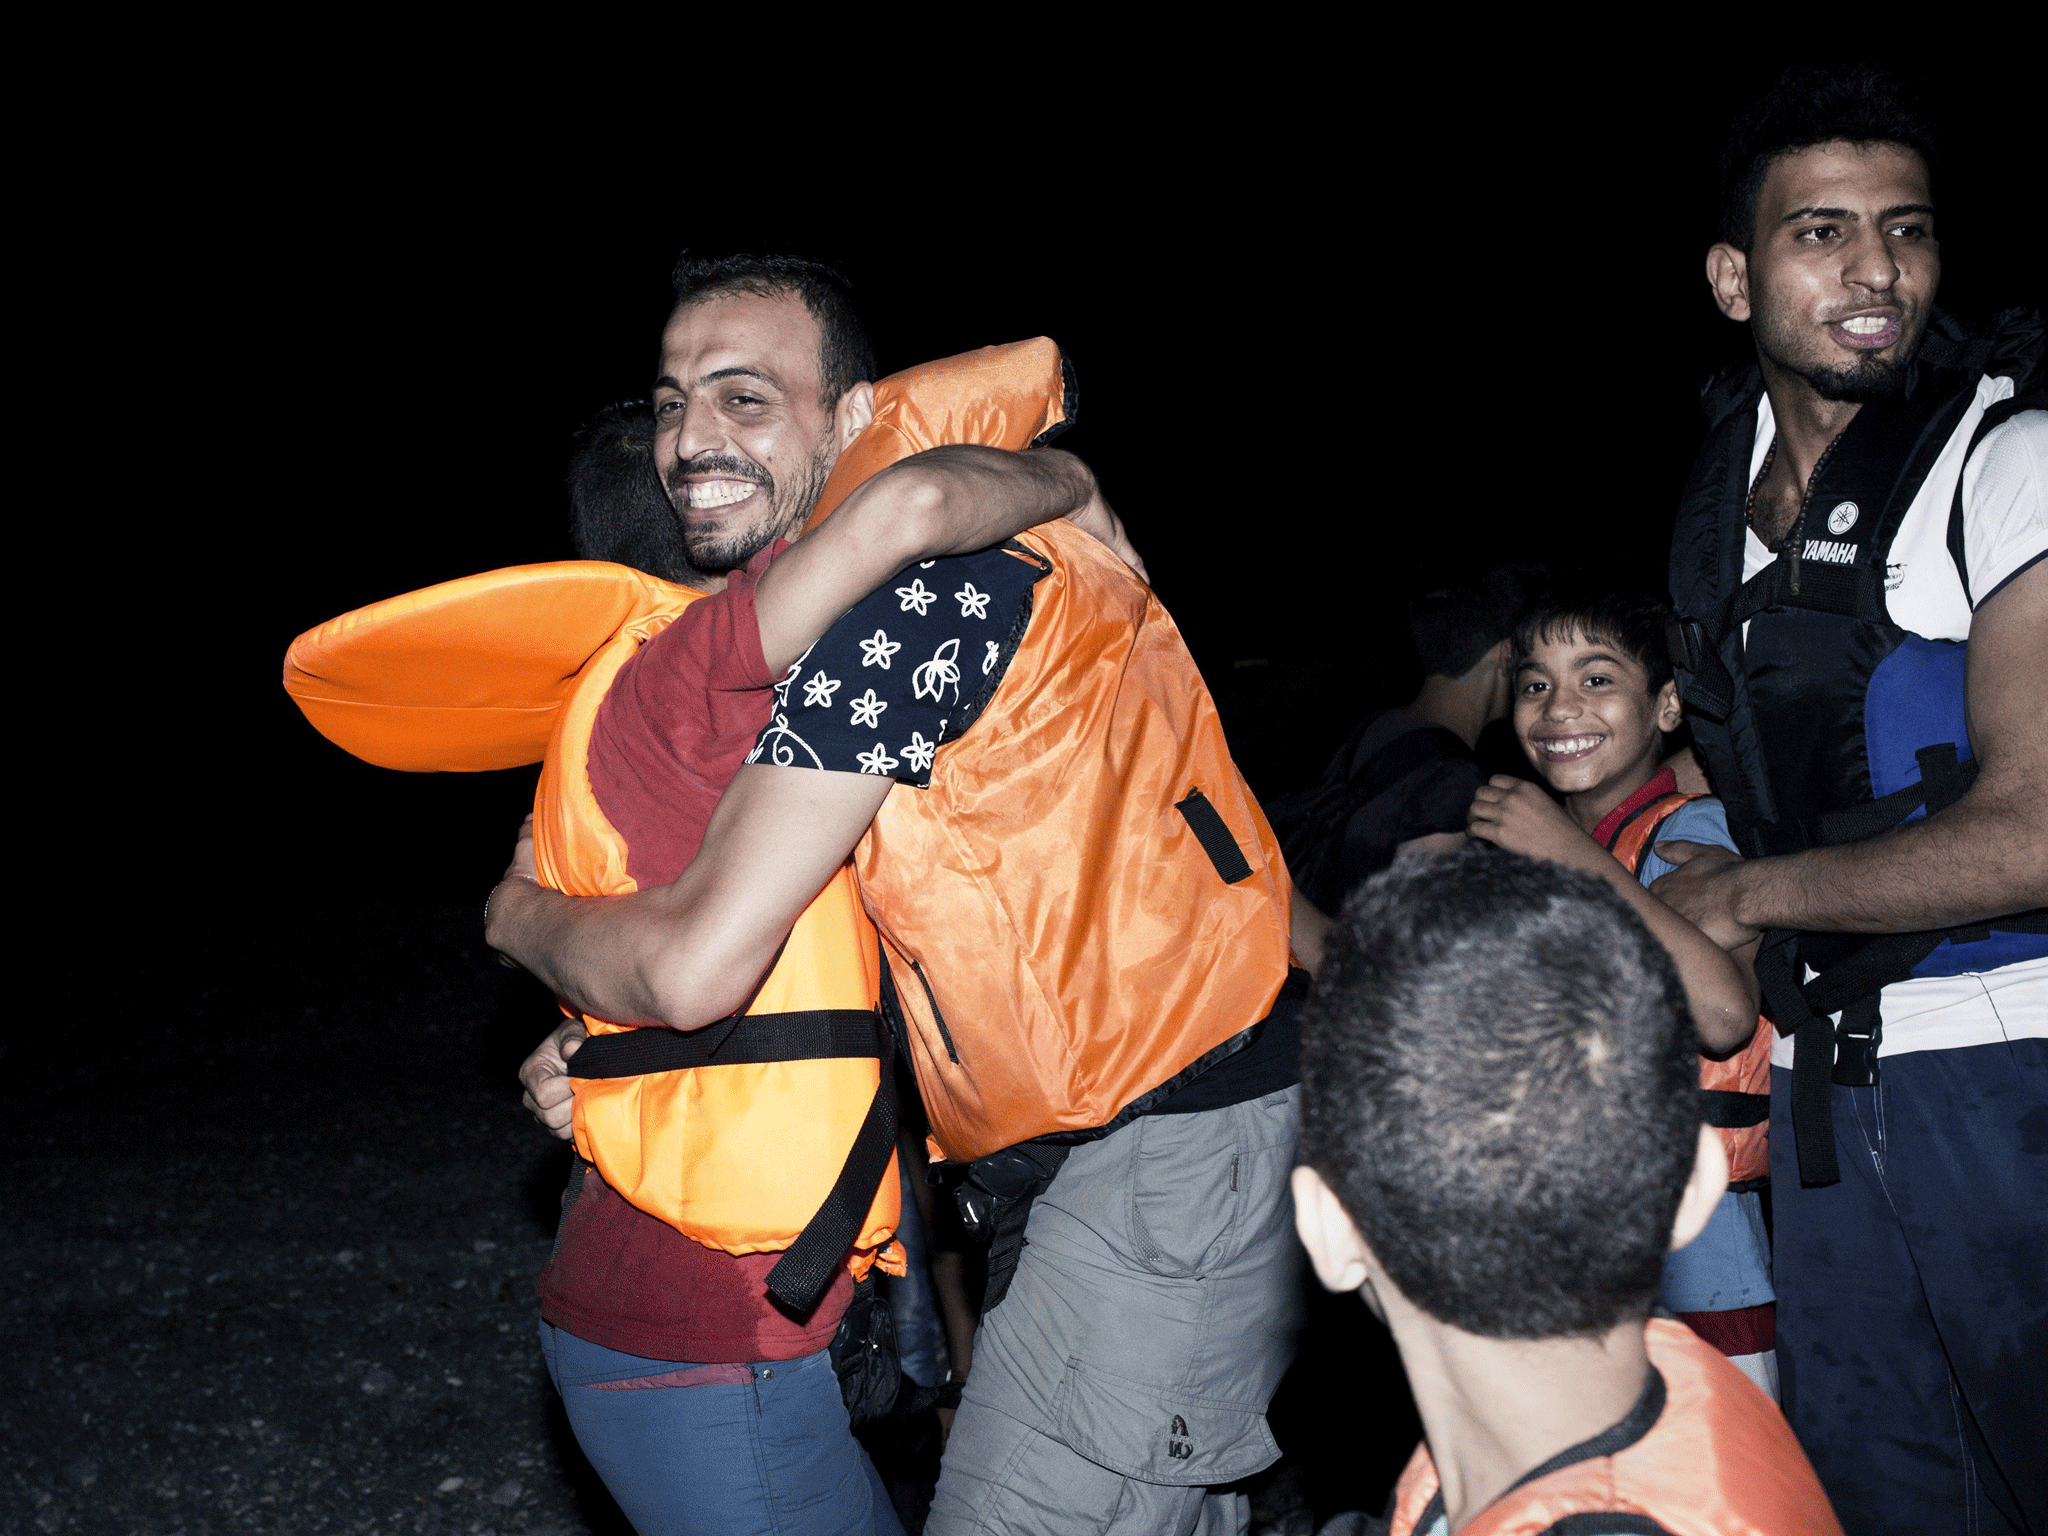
top-left (1800, 539), bottom-right (1859, 566)
top-left (1168, 1414), bottom-right (1193, 1460)
top-left (1827, 501), bottom-right (1860, 535)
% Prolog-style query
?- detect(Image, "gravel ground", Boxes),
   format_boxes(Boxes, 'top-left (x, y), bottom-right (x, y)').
top-left (8, 903), bottom-right (625, 1536)
top-left (8, 901), bottom-right (1409, 1535)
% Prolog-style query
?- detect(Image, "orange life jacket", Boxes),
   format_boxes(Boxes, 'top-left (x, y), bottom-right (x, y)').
top-left (1388, 1318), bottom-right (1841, 1536)
top-left (1606, 792), bottom-right (1772, 1186)
top-left (855, 516), bottom-right (1296, 1163)
top-left (283, 337), bottom-right (1075, 1304)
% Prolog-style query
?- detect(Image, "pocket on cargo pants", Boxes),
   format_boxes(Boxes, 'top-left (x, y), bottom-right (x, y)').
top-left (1123, 1106), bottom-right (1252, 1278)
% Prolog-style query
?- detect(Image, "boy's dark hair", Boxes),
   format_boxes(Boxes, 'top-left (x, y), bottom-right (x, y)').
top-left (1719, 65), bottom-right (1938, 250)
top-left (566, 400), bottom-right (709, 588)
top-left (1409, 565), bottom-right (1539, 679)
top-left (1513, 590), bottom-right (1674, 694)
top-left (671, 252), bottom-right (878, 410)
top-left (1299, 847), bottom-right (1699, 1339)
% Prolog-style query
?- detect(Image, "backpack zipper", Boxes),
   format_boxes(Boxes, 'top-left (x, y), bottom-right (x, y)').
top-left (909, 959), bottom-right (961, 1064)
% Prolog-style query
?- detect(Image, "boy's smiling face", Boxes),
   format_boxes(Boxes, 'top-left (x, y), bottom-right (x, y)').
top-left (1514, 625), bottom-right (1683, 813)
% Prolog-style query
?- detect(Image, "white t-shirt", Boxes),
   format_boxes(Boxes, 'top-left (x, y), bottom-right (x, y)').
top-left (1740, 380), bottom-right (2048, 1061)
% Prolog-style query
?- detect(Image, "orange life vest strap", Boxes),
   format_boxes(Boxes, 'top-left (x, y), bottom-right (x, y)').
top-left (1604, 790), bottom-right (1772, 1184)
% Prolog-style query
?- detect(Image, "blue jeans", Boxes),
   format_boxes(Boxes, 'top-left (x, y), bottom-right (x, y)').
top-left (539, 1320), bottom-right (905, 1536)
top-left (1771, 1038), bottom-right (2047, 1536)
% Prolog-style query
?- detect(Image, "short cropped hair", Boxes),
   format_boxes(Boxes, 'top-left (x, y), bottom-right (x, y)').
top-left (1299, 847), bottom-right (1699, 1339)
top-left (1409, 566), bottom-right (1538, 679)
top-left (671, 252), bottom-right (878, 410)
top-left (1512, 590), bottom-right (1674, 694)
top-left (566, 400), bottom-right (708, 587)
top-left (1719, 65), bottom-right (1938, 250)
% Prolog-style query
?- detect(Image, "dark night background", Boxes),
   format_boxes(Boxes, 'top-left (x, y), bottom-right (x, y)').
top-left (11, 53), bottom-right (2041, 1534)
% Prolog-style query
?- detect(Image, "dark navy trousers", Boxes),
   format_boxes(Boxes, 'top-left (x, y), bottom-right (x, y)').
top-left (539, 1321), bottom-right (904, 1536)
top-left (1771, 1037), bottom-right (2047, 1536)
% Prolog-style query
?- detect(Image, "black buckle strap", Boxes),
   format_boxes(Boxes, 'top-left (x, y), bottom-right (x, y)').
top-left (1667, 615), bottom-right (1735, 724)
top-left (1747, 744), bottom-right (1977, 857)
top-left (567, 1009), bottom-right (884, 1077)
top-left (567, 1007), bottom-right (899, 1316)
top-left (1831, 997), bottom-right (1882, 1089)
top-left (1700, 1090), bottom-right (1770, 1130)
top-left (765, 1012), bottom-right (899, 1314)
top-left (1756, 934), bottom-right (1842, 1187)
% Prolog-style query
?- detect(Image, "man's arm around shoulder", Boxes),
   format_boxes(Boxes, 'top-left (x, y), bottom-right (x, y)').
top-left (487, 765), bottom-right (892, 1029)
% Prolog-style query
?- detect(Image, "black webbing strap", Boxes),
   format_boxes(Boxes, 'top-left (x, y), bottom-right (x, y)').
top-left (1730, 552), bottom-right (1868, 625)
top-left (567, 1010), bottom-right (882, 1077)
top-left (1700, 1090), bottom-right (1770, 1130)
top-left (765, 1012), bottom-right (899, 1314)
top-left (1799, 931), bottom-right (1947, 1019)
top-left (1175, 788), bottom-right (1254, 884)
top-left (1667, 615), bottom-right (1736, 724)
top-left (1747, 747), bottom-right (1976, 857)
top-left (1757, 933), bottom-right (1841, 1187)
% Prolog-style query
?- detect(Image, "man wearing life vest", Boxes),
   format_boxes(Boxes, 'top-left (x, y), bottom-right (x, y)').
top-left (494, 273), bottom-right (1310, 1534)
top-left (288, 255), bottom-right (1148, 1535)
top-left (1293, 848), bottom-right (1842, 1536)
top-left (1652, 67), bottom-right (2047, 1535)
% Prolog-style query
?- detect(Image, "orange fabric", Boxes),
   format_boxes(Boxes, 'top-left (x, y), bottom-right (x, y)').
top-left (858, 518), bottom-right (1294, 1162)
top-left (803, 336), bottom-right (1069, 534)
top-left (1610, 793), bottom-right (1772, 1185)
top-left (282, 338), bottom-right (1076, 1269)
top-left (282, 561), bottom-right (696, 772)
top-left (1391, 1318), bottom-right (1841, 1536)
top-left (529, 588), bottom-right (900, 1269)
top-left (290, 569), bottom-right (900, 1270)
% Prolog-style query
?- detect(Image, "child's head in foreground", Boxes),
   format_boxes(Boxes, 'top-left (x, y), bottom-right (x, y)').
top-left (1511, 591), bottom-right (1682, 809)
top-left (1295, 847), bottom-right (1710, 1339)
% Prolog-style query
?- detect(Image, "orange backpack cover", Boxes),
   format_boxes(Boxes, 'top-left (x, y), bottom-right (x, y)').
top-left (284, 338), bottom-right (1073, 1283)
top-left (855, 516), bottom-right (1296, 1163)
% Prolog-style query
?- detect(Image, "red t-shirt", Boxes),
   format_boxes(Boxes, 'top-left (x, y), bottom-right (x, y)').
top-left (534, 543), bottom-right (856, 1363)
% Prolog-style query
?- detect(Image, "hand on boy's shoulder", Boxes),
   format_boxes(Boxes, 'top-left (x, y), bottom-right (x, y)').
top-left (1649, 842), bottom-right (1759, 949)
top-left (1466, 776), bottom-right (1607, 876)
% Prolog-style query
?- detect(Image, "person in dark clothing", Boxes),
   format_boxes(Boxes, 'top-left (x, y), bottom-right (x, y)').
top-left (1267, 568), bottom-right (1532, 912)
top-left (566, 399), bottom-right (714, 587)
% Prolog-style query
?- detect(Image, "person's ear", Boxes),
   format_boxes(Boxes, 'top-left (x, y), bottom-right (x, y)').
top-left (1654, 679), bottom-right (1684, 734)
top-left (1706, 244), bottom-right (1752, 322)
top-left (1669, 1124), bottom-right (1731, 1253)
top-left (1291, 1165), bottom-right (1373, 1294)
top-left (835, 381), bottom-right (876, 452)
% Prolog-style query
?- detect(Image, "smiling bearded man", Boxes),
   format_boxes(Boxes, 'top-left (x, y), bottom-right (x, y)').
top-left (1658, 66), bottom-right (2047, 1536)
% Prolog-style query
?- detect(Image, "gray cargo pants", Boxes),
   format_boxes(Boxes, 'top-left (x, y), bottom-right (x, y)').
top-left (927, 1086), bottom-right (1303, 1536)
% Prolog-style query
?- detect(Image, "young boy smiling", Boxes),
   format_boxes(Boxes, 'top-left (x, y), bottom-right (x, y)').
top-left (1467, 592), bottom-right (1780, 1396)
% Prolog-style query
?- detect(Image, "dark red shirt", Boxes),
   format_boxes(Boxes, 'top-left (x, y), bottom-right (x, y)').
top-left (535, 544), bottom-right (855, 1363)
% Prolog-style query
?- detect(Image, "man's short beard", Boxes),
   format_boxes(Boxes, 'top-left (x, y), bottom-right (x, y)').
top-left (669, 434), bottom-right (837, 573)
top-left (1799, 353), bottom-right (1908, 404)
top-left (1752, 290), bottom-right (1918, 406)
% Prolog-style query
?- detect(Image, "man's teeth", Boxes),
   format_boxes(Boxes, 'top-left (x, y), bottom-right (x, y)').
top-left (1543, 735), bottom-right (1603, 755)
top-left (685, 480), bottom-right (759, 509)
top-left (1840, 316), bottom-right (1889, 334)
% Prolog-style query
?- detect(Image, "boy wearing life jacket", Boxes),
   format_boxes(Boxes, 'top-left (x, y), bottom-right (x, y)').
top-left (1464, 592), bottom-right (1776, 1396)
top-left (1292, 847), bottom-right (1840, 1536)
